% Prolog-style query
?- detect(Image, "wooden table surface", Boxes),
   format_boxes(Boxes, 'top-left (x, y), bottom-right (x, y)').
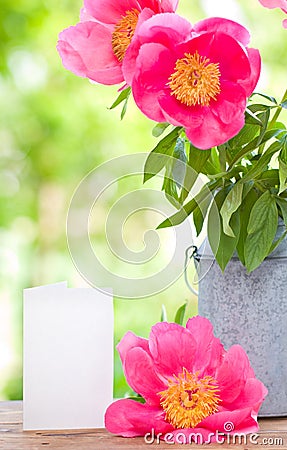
top-left (0, 401), bottom-right (286, 450)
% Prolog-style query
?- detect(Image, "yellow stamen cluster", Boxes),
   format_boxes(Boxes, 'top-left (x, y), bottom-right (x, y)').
top-left (111, 9), bottom-right (140, 62)
top-left (168, 52), bottom-right (221, 107)
top-left (160, 369), bottom-right (221, 429)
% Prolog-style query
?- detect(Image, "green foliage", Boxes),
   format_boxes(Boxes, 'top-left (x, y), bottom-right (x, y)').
top-left (149, 97), bottom-right (287, 271)
top-left (174, 301), bottom-right (187, 325)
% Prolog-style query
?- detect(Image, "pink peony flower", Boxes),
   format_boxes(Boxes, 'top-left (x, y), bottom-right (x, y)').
top-left (57, 0), bottom-right (179, 85)
top-left (128, 16), bottom-right (261, 149)
top-left (258, 0), bottom-right (287, 27)
top-left (105, 316), bottom-right (267, 443)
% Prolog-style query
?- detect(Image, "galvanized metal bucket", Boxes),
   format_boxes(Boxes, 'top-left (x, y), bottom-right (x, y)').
top-left (192, 224), bottom-right (287, 417)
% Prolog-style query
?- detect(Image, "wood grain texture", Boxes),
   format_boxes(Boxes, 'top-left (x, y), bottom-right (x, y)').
top-left (0, 402), bottom-right (286, 450)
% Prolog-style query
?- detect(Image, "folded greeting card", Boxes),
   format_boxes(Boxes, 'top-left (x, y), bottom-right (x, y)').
top-left (23, 283), bottom-right (113, 430)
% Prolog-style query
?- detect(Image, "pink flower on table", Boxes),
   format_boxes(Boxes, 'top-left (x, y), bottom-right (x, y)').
top-left (105, 316), bottom-right (267, 443)
top-left (129, 16), bottom-right (261, 149)
top-left (258, 0), bottom-right (287, 28)
top-left (57, 0), bottom-right (179, 85)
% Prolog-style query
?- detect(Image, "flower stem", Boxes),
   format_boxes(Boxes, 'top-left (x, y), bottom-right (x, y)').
top-left (269, 87), bottom-right (287, 129)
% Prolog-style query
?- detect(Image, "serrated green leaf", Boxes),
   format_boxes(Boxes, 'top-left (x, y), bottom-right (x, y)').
top-left (144, 127), bottom-right (182, 183)
top-left (208, 189), bottom-right (240, 272)
top-left (220, 182), bottom-right (244, 237)
top-left (245, 191), bottom-right (278, 272)
top-left (109, 87), bottom-right (131, 110)
top-left (152, 122), bottom-right (170, 137)
top-left (174, 302), bottom-right (187, 325)
top-left (161, 304), bottom-right (168, 322)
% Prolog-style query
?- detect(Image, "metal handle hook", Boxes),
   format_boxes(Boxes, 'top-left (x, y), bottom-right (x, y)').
top-left (184, 245), bottom-right (200, 296)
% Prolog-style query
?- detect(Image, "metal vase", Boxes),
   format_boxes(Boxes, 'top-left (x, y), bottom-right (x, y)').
top-left (197, 224), bottom-right (287, 417)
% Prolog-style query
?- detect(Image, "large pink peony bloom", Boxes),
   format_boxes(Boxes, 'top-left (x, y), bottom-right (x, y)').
top-left (128, 16), bottom-right (261, 149)
top-left (57, 0), bottom-right (178, 85)
top-left (105, 317), bottom-right (267, 443)
top-left (258, 0), bottom-right (287, 27)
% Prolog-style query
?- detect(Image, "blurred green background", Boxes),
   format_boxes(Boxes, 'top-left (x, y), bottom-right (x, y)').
top-left (0, 0), bottom-right (286, 400)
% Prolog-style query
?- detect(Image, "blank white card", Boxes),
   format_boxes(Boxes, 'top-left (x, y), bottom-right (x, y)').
top-left (23, 283), bottom-right (113, 430)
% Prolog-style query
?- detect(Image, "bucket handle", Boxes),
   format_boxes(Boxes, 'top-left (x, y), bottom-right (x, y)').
top-left (184, 245), bottom-right (200, 296)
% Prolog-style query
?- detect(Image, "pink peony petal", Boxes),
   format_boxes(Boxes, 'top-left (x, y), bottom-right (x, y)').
top-left (161, 0), bottom-right (179, 12)
top-left (84, 0), bottom-right (141, 25)
top-left (105, 399), bottom-right (173, 437)
top-left (123, 12), bottom-right (193, 85)
top-left (259, 0), bottom-right (287, 9)
top-left (186, 316), bottom-right (225, 375)
top-left (283, 17), bottom-right (287, 26)
top-left (194, 17), bottom-right (250, 46)
top-left (215, 345), bottom-right (253, 405)
top-left (238, 48), bottom-right (261, 96)
top-left (57, 22), bottom-right (123, 85)
top-left (149, 322), bottom-right (197, 378)
top-left (117, 330), bottom-right (150, 365)
top-left (227, 378), bottom-right (268, 414)
top-left (132, 43), bottom-right (175, 122)
top-left (199, 407), bottom-right (259, 435)
top-left (171, 32), bottom-right (253, 94)
top-left (211, 81), bottom-right (246, 124)
top-left (124, 347), bottom-right (166, 405)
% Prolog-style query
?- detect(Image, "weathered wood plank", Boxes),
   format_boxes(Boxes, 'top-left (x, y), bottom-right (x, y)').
top-left (0, 402), bottom-right (286, 450)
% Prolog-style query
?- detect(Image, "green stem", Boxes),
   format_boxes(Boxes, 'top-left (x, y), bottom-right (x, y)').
top-left (269, 87), bottom-right (287, 129)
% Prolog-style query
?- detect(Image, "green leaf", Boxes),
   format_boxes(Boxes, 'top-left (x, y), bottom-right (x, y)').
top-left (228, 123), bottom-right (260, 156)
top-left (193, 194), bottom-right (212, 236)
top-left (276, 197), bottom-right (287, 226)
top-left (258, 169), bottom-right (279, 188)
top-left (236, 188), bottom-right (259, 265)
top-left (242, 140), bottom-right (282, 182)
top-left (180, 144), bottom-right (211, 203)
top-left (244, 191), bottom-right (278, 272)
top-left (125, 395), bottom-right (146, 404)
top-left (152, 122), bottom-right (170, 137)
top-left (208, 189), bottom-right (240, 272)
top-left (279, 141), bottom-right (287, 194)
top-left (220, 182), bottom-right (244, 237)
top-left (160, 304), bottom-right (168, 322)
top-left (157, 179), bottom-right (220, 229)
top-left (245, 108), bottom-right (263, 126)
top-left (162, 137), bottom-right (187, 208)
top-left (269, 230), bottom-right (287, 254)
top-left (109, 87), bottom-right (131, 110)
top-left (174, 302), bottom-right (187, 325)
top-left (144, 127), bottom-right (182, 183)
top-left (229, 129), bottom-right (281, 167)
top-left (172, 137), bottom-right (187, 187)
top-left (251, 92), bottom-right (277, 104)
